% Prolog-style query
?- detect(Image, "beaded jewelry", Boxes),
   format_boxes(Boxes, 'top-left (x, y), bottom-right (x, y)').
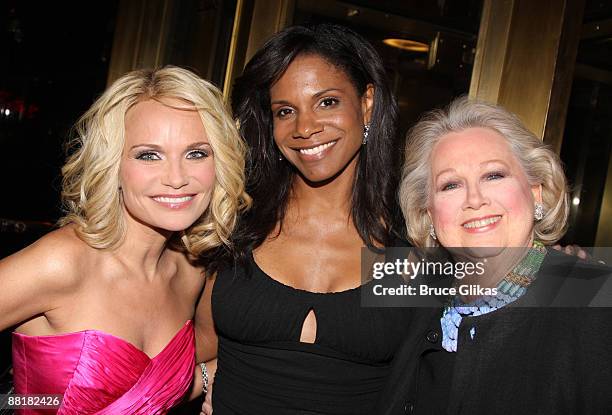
top-left (200, 362), bottom-right (209, 396)
top-left (440, 241), bottom-right (547, 352)
top-left (362, 124), bottom-right (370, 145)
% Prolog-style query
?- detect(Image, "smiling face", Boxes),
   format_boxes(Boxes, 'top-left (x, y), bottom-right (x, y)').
top-left (269, 54), bottom-right (373, 183)
top-left (428, 127), bottom-right (542, 249)
top-left (119, 98), bottom-right (216, 233)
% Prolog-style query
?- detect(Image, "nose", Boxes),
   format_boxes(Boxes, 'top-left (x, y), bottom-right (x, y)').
top-left (293, 110), bottom-right (323, 139)
top-left (162, 159), bottom-right (189, 189)
top-left (462, 182), bottom-right (490, 210)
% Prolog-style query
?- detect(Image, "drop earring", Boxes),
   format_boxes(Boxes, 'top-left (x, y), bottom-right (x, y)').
top-left (429, 224), bottom-right (437, 240)
top-left (362, 124), bottom-right (370, 145)
top-left (534, 203), bottom-right (544, 221)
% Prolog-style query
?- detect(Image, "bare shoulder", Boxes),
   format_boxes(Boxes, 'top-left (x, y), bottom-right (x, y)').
top-left (0, 225), bottom-right (93, 330)
top-left (0, 225), bottom-right (90, 289)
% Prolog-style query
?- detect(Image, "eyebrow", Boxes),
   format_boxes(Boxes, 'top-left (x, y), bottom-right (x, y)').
top-left (433, 159), bottom-right (511, 181)
top-left (480, 159), bottom-right (510, 167)
top-left (270, 88), bottom-right (344, 105)
top-left (129, 141), bottom-right (210, 151)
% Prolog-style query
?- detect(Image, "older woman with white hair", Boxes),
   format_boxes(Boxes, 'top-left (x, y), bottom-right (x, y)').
top-left (377, 97), bottom-right (612, 414)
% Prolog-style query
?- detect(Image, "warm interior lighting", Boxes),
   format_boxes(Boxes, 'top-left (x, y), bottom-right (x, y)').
top-left (383, 38), bottom-right (429, 52)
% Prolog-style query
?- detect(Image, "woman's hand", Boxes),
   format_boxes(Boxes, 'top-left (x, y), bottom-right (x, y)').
top-left (552, 244), bottom-right (607, 264)
top-left (552, 244), bottom-right (589, 260)
top-left (200, 382), bottom-right (213, 415)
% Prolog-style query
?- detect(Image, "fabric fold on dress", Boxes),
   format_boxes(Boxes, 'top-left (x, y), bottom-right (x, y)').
top-left (12, 320), bottom-right (195, 415)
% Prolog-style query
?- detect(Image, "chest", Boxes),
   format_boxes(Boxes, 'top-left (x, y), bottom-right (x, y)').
top-left (254, 227), bottom-right (366, 292)
top-left (45, 264), bottom-right (203, 356)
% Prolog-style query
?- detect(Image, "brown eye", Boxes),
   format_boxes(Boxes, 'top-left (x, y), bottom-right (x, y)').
top-left (320, 97), bottom-right (339, 107)
top-left (276, 108), bottom-right (293, 118)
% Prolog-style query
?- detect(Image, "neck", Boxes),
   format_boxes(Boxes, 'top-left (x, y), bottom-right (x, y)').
top-left (289, 156), bottom-right (358, 218)
top-left (114, 210), bottom-right (175, 280)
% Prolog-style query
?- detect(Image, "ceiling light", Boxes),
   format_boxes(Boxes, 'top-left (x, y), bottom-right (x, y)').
top-left (383, 38), bottom-right (429, 53)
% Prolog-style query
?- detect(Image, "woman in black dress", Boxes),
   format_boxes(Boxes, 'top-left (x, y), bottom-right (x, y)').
top-left (196, 23), bottom-right (414, 414)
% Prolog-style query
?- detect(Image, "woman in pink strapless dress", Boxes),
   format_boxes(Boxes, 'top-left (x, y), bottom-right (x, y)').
top-left (0, 67), bottom-right (249, 414)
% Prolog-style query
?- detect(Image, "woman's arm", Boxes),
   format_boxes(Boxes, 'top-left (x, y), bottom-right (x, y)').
top-left (194, 273), bottom-right (218, 363)
top-left (192, 272), bottom-right (218, 413)
top-left (0, 228), bottom-right (80, 331)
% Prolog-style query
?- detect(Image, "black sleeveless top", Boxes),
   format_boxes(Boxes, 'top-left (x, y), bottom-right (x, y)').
top-left (211, 249), bottom-right (414, 414)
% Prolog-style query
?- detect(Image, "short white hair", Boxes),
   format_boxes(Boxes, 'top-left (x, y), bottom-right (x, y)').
top-left (399, 97), bottom-right (569, 247)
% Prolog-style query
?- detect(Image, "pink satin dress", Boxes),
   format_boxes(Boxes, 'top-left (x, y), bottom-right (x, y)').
top-left (11, 320), bottom-right (195, 414)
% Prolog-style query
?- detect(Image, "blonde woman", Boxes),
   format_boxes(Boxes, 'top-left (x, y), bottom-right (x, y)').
top-left (0, 66), bottom-right (249, 414)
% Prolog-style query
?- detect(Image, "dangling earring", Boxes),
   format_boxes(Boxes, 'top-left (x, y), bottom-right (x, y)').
top-left (362, 124), bottom-right (370, 145)
top-left (278, 153), bottom-right (284, 161)
top-left (534, 202), bottom-right (544, 221)
top-left (429, 224), bottom-right (437, 240)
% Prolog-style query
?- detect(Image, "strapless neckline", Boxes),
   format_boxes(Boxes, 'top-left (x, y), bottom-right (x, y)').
top-left (13, 320), bottom-right (192, 360)
top-left (12, 320), bottom-right (195, 414)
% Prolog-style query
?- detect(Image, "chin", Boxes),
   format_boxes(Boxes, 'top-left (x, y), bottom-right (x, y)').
top-left (461, 246), bottom-right (507, 260)
top-left (156, 218), bottom-right (200, 233)
top-left (298, 164), bottom-right (349, 184)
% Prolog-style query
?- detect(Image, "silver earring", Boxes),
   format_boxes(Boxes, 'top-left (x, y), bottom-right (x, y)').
top-left (534, 203), bottom-right (544, 221)
top-left (362, 124), bottom-right (370, 145)
top-left (278, 154), bottom-right (284, 161)
top-left (429, 224), bottom-right (437, 240)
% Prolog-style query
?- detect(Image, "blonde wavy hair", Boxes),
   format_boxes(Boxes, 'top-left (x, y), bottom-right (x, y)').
top-left (399, 97), bottom-right (569, 247)
top-left (60, 66), bottom-right (251, 256)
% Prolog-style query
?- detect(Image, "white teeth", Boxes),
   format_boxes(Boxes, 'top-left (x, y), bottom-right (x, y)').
top-left (154, 196), bottom-right (193, 203)
top-left (299, 141), bottom-right (336, 155)
top-left (463, 216), bottom-right (501, 229)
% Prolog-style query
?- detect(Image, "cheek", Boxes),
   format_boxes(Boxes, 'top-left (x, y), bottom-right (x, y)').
top-left (497, 182), bottom-right (534, 218)
top-left (193, 163), bottom-right (216, 189)
top-left (119, 163), bottom-right (151, 190)
top-left (335, 113), bottom-right (362, 140)
top-left (431, 194), bottom-right (462, 228)
top-left (272, 117), bottom-right (292, 141)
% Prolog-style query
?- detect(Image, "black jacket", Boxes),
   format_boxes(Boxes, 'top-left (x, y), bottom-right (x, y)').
top-left (376, 249), bottom-right (612, 415)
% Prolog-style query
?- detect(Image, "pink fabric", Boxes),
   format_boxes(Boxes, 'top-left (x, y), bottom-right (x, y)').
top-left (12, 320), bottom-right (195, 414)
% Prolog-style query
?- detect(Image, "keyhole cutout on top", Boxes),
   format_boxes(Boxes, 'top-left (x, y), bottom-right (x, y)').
top-left (299, 309), bottom-right (317, 344)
